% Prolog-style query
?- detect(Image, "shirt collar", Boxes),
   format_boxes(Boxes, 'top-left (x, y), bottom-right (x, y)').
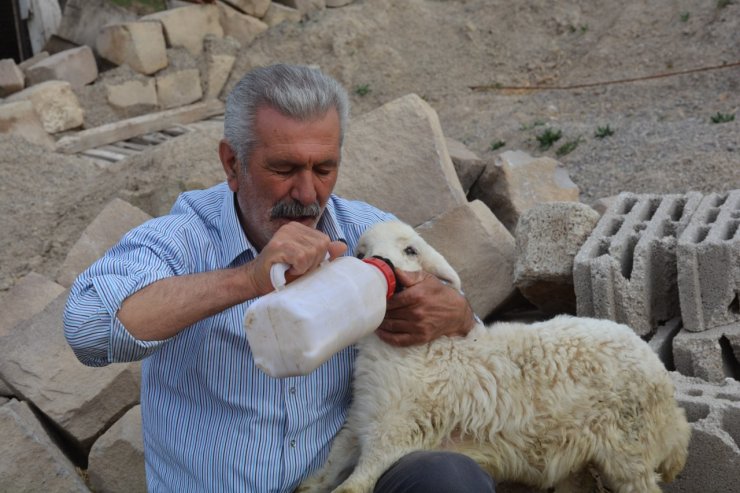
top-left (220, 188), bottom-right (347, 267)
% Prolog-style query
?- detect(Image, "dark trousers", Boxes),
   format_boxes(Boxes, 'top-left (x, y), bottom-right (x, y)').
top-left (374, 451), bottom-right (496, 493)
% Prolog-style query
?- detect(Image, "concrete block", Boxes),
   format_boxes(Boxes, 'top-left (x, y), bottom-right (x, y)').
top-left (0, 399), bottom-right (90, 492)
top-left (574, 192), bottom-right (703, 336)
top-left (0, 100), bottom-right (55, 149)
top-left (677, 190), bottom-right (740, 332)
top-left (142, 4), bottom-right (223, 56)
top-left (262, 2), bottom-right (303, 27)
top-left (56, 199), bottom-right (152, 288)
top-left (0, 293), bottom-right (141, 453)
top-left (648, 318), bottom-right (682, 370)
top-left (88, 406), bottom-right (146, 493)
top-left (514, 202), bottom-right (600, 315)
top-left (445, 137), bottom-right (485, 195)
top-left (416, 200), bottom-right (517, 318)
top-left (274, 0), bottom-right (326, 17)
top-left (0, 58), bottom-right (25, 97)
top-left (336, 93), bottom-right (466, 227)
top-left (156, 68), bottom-right (203, 109)
top-left (666, 373), bottom-right (740, 493)
top-left (469, 150), bottom-right (580, 233)
top-left (106, 77), bottom-right (159, 110)
top-left (97, 21), bottom-right (169, 75)
top-left (25, 46), bottom-right (98, 89)
top-left (217, 2), bottom-right (269, 46)
top-left (223, 0), bottom-right (271, 18)
top-left (6, 80), bottom-right (84, 134)
top-left (0, 272), bottom-right (64, 338)
top-left (673, 322), bottom-right (740, 383)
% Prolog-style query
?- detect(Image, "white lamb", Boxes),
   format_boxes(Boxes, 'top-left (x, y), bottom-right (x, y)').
top-left (298, 221), bottom-right (691, 493)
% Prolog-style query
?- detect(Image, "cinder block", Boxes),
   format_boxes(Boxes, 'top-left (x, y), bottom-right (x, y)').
top-left (5, 80), bottom-right (84, 134)
top-left (0, 272), bottom-right (64, 338)
top-left (25, 45), bottom-right (98, 89)
top-left (0, 100), bottom-right (55, 149)
top-left (648, 318), bottom-right (682, 370)
top-left (97, 21), bottom-right (169, 75)
top-left (142, 4), bottom-right (223, 56)
top-left (445, 137), bottom-right (486, 195)
top-left (514, 202), bottom-right (600, 315)
top-left (336, 94), bottom-right (466, 227)
top-left (673, 322), bottom-right (740, 383)
top-left (666, 373), bottom-right (740, 493)
top-left (0, 58), bottom-right (25, 97)
top-left (574, 192), bottom-right (703, 336)
top-left (677, 190), bottom-right (740, 332)
top-left (88, 405), bottom-right (146, 493)
top-left (56, 198), bottom-right (152, 287)
top-left (0, 399), bottom-right (90, 492)
top-left (415, 200), bottom-right (516, 319)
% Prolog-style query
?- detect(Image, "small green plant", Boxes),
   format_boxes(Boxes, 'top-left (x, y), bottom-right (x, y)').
top-left (595, 125), bottom-right (615, 139)
top-left (710, 112), bottom-right (735, 124)
top-left (489, 140), bottom-right (506, 151)
top-left (536, 128), bottom-right (562, 150)
top-left (680, 12), bottom-right (690, 22)
top-left (354, 84), bottom-right (371, 97)
top-left (520, 120), bottom-right (545, 131)
top-left (556, 138), bottom-right (582, 157)
top-left (580, 24), bottom-right (589, 34)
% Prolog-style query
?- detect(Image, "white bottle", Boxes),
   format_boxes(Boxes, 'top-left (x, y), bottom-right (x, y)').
top-left (243, 255), bottom-right (397, 378)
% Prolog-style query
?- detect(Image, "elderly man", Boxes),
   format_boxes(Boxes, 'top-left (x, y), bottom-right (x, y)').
top-left (64, 64), bottom-right (494, 492)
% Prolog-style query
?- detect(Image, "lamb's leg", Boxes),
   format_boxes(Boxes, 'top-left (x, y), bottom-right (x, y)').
top-left (297, 428), bottom-right (360, 493)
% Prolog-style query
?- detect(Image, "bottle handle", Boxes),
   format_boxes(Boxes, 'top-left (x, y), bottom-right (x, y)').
top-left (269, 252), bottom-right (331, 291)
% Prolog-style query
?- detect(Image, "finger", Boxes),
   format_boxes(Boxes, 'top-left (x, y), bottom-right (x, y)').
top-left (394, 269), bottom-right (427, 288)
top-left (328, 240), bottom-right (348, 260)
top-left (375, 328), bottom-right (419, 347)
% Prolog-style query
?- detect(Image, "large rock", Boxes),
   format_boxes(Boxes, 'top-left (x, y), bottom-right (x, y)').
top-left (88, 405), bottom-right (146, 493)
top-left (0, 272), bottom-right (64, 338)
top-left (514, 202), bottom-right (600, 315)
top-left (0, 58), bottom-right (25, 97)
top-left (157, 68), bottom-right (203, 109)
top-left (416, 200), bottom-right (517, 318)
top-left (201, 35), bottom-right (240, 100)
top-left (217, 2), bottom-right (269, 46)
top-left (97, 21), bottom-right (169, 75)
top-left (56, 199), bottom-right (152, 288)
top-left (6, 80), bottom-right (84, 134)
top-left (337, 93), bottom-right (466, 227)
top-left (0, 293), bottom-right (141, 452)
top-left (0, 399), bottom-right (90, 492)
top-left (0, 100), bottom-right (55, 149)
top-left (142, 4), bottom-right (224, 56)
top-left (25, 46), bottom-right (98, 89)
top-left (469, 150), bottom-right (580, 233)
top-left (106, 77), bottom-right (159, 110)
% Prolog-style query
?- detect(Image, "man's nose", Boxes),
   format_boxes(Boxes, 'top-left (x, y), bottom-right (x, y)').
top-left (291, 170), bottom-right (318, 205)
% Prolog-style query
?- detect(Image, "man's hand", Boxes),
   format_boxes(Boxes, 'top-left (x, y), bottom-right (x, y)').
top-left (376, 269), bottom-right (476, 346)
top-left (245, 222), bottom-right (347, 297)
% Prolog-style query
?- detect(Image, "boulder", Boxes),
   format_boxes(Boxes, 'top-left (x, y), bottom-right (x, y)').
top-left (97, 21), bottom-right (169, 75)
top-left (142, 4), bottom-right (223, 56)
top-left (0, 58), bottom-right (25, 97)
top-left (0, 272), bottom-right (64, 338)
top-left (336, 93), bottom-right (466, 227)
top-left (416, 200), bottom-right (517, 318)
top-left (25, 46), bottom-right (98, 89)
top-left (0, 100), bottom-right (55, 149)
top-left (6, 80), bottom-right (84, 134)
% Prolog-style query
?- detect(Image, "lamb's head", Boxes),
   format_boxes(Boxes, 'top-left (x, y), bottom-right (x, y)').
top-left (355, 221), bottom-right (462, 290)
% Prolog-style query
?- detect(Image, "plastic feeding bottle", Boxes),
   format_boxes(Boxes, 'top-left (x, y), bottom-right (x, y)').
top-left (243, 255), bottom-right (397, 378)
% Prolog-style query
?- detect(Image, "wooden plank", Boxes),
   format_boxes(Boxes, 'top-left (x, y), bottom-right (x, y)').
top-left (55, 100), bottom-right (225, 154)
top-left (100, 144), bottom-right (139, 156)
top-left (81, 148), bottom-right (127, 161)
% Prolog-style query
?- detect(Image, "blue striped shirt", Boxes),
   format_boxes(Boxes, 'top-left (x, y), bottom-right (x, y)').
top-left (63, 182), bottom-right (395, 492)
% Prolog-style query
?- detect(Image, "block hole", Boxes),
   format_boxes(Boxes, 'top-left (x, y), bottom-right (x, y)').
top-left (729, 292), bottom-right (740, 315)
top-left (604, 217), bottom-right (624, 237)
top-left (725, 220), bottom-right (739, 241)
top-left (717, 393), bottom-right (740, 402)
top-left (680, 401), bottom-right (710, 423)
top-left (670, 198), bottom-right (687, 221)
top-left (596, 238), bottom-right (611, 257)
top-left (731, 210), bottom-right (740, 219)
top-left (686, 388), bottom-right (704, 397)
top-left (619, 196), bottom-right (638, 214)
top-left (693, 225), bottom-right (710, 244)
top-left (661, 221), bottom-right (677, 238)
top-left (713, 193), bottom-right (728, 208)
top-left (721, 407), bottom-right (740, 450)
top-left (705, 208), bottom-right (720, 224)
top-left (633, 222), bottom-right (647, 232)
top-left (641, 198), bottom-right (662, 221)
top-left (719, 336), bottom-right (740, 381)
top-left (619, 235), bottom-right (639, 280)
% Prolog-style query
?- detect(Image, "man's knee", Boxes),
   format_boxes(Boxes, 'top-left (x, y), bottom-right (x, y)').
top-left (374, 451), bottom-right (496, 493)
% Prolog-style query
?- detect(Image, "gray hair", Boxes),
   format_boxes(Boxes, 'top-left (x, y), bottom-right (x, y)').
top-left (223, 64), bottom-right (350, 168)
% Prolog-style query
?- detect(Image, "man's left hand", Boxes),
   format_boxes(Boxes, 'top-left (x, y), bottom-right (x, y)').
top-left (376, 269), bottom-right (476, 347)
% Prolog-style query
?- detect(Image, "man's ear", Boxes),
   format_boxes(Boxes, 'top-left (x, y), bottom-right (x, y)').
top-left (219, 140), bottom-right (239, 192)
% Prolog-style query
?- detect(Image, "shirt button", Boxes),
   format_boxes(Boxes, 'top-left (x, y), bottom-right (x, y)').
top-left (290, 440), bottom-right (296, 448)
top-left (289, 387), bottom-right (296, 395)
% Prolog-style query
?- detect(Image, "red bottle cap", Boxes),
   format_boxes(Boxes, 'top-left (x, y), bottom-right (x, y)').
top-left (362, 257), bottom-right (397, 300)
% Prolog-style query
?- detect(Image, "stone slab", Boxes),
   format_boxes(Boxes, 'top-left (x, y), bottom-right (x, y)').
top-left (142, 4), bottom-right (223, 56)
top-left (217, 2), bottom-right (269, 46)
top-left (156, 68), bottom-right (203, 109)
top-left (57, 0), bottom-right (137, 48)
top-left (97, 21), bottom-right (169, 75)
top-left (445, 137), bottom-right (485, 195)
top-left (25, 45), bottom-right (98, 89)
top-left (677, 190), bottom-right (740, 332)
top-left (106, 78), bottom-right (159, 110)
top-left (0, 272), bottom-right (64, 338)
top-left (574, 192), bottom-right (703, 336)
top-left (0, 58), bottom-right (25, 97)
top-left (0, 99), bottom-right (55, 149)
top-left (6, 80), bottom-right (84, 134)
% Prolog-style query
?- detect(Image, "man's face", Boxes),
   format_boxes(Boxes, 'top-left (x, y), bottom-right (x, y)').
top-left (220, 105), bottom-right (341, 251)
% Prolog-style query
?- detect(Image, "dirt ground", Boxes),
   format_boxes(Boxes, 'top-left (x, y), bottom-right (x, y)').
top-left (1, 0), bottom-right (738, 292)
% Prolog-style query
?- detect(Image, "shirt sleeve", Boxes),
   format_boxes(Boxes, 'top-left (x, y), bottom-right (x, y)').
top-left (63, 225), bottom-right (188, 367)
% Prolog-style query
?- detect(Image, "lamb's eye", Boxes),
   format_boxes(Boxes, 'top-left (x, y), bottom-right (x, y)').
top-left (404, 246), bottom-right (417, 256)
top-left (356, 252), bottom-right (365, 259)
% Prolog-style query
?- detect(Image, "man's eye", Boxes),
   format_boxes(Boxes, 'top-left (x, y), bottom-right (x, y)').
top-left (314, 168), bottom-right (332, 176)
top-left (404, 246), bottom-right (417, 256)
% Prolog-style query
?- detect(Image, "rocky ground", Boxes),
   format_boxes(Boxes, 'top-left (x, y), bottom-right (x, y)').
top-left (1, 0), bottom-right (738, 292)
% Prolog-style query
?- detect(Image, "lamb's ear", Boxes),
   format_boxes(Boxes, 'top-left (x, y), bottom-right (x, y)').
top-left (419, 243), bottom-right (462, 291)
